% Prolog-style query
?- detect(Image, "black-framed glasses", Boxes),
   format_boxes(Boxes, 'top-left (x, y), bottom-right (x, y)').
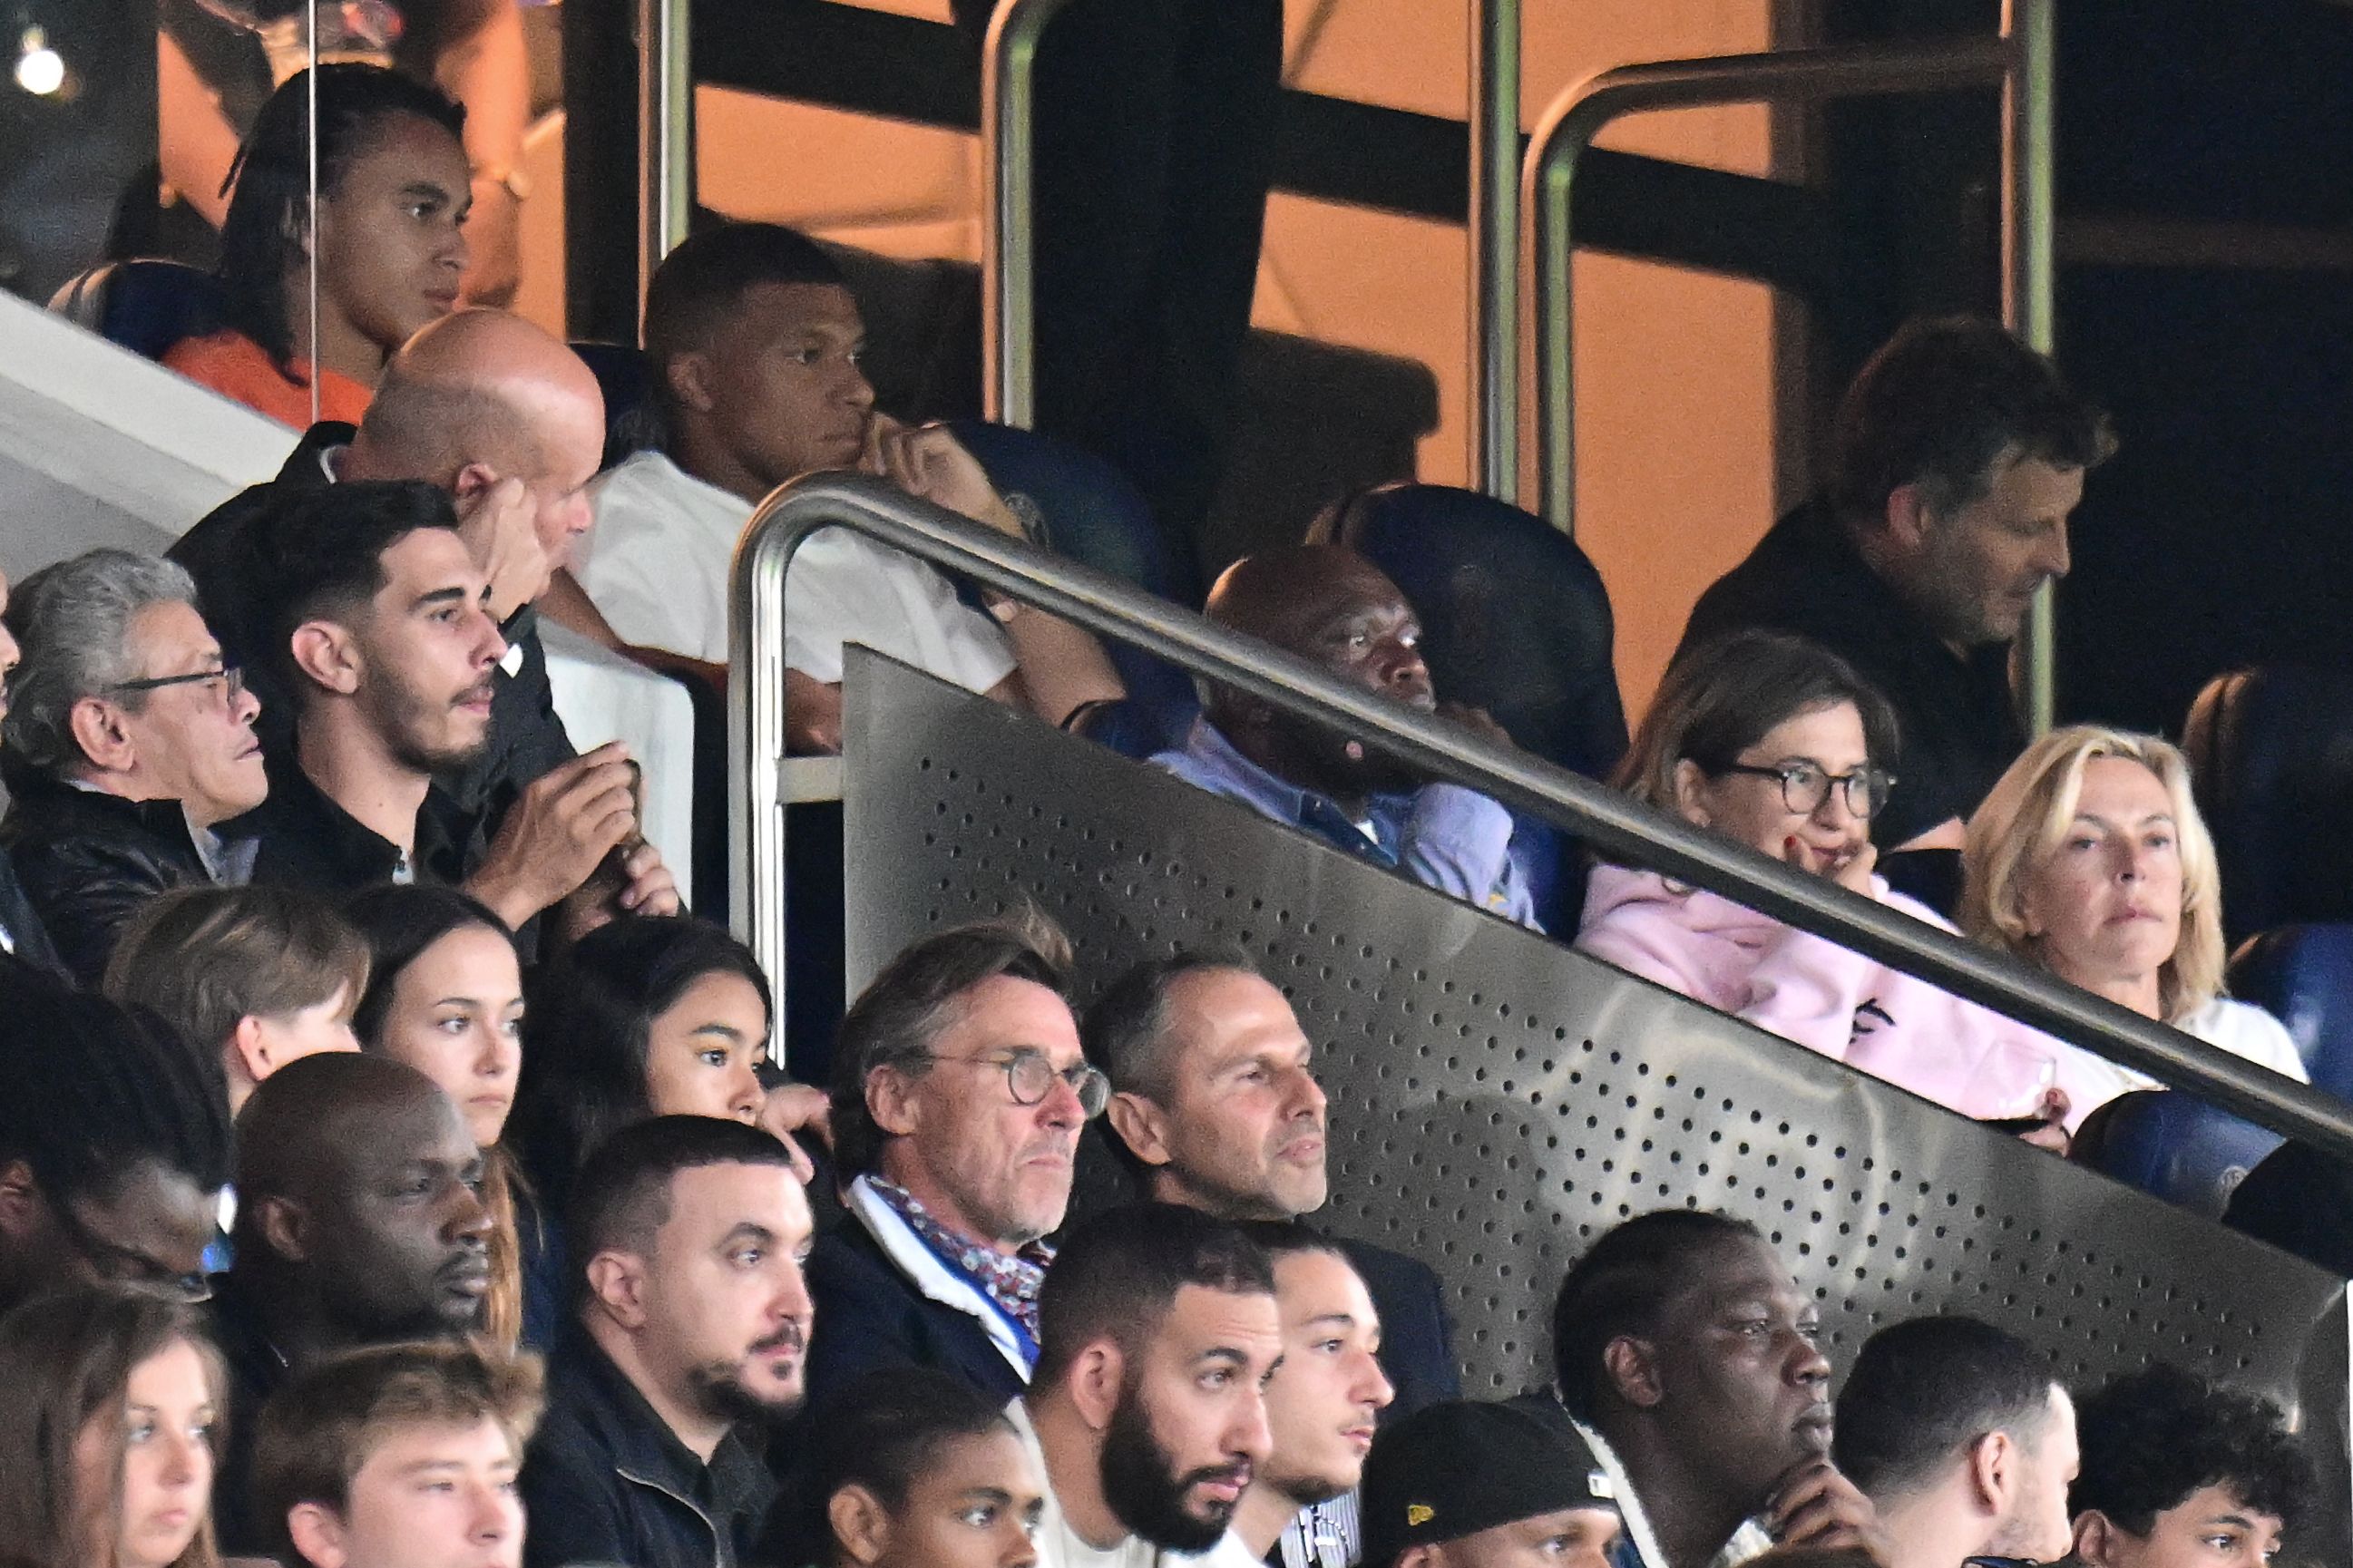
top-left (929, 1049), bottom-right (1110, 1118)
top-left (1711, 760), bottom-right (1895, 821)
top-left (106, 664), bottom-right (246, 706)
top-left (50, 1200), bottom-right (211, 1304)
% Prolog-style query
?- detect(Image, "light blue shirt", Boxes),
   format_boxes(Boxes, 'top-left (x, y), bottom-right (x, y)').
top-left (1151, 717), bottom-right (1541, 930)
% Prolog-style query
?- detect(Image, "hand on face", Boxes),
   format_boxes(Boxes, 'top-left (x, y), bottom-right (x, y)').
top-left (1762, 1456), bottom-right (1883, 1555)
top-left (454, 476), bottom-right (554, 623)
top-left (874, 423), bottom-right (1026, 539)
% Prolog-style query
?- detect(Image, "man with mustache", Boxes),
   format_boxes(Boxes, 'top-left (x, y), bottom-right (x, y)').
top-left (1017, 1203), bottom-right (1283, 1568)
top-left (808, 914), bottom-right (1107, 1406)
top-left (210, 1052), bottom-right (495, 1555)
top-left (1528, 1211), bottom-right (1880, 1568)
top-left (522, 1115), bottom-right (815, 1568)
top-left (234, 479), bottom-right (671, 930)
top-left (1084, 950), bottom-right (1460, 1421)
top-left (1151, 544), bottom-right (1538, 930)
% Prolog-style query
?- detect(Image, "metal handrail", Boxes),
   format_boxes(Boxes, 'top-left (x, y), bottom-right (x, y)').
top-left (639, 0), bottom-right (695, 310)
top-left (1469, 0), bottom-right (1521, 501)
top-left (981, 0), bottom-right (1079, 428)
top-left (728, 473), bottom-right (2353, 1164)
top-left (1521, 0), bottom-right (2057, 726)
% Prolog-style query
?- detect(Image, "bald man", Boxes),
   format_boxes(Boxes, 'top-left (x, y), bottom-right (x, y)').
top-left (1151, 545), bottom-right (1538, 928)
top-left (170, 308), bottom-right (602, 835)
top-left (208, 1051), bottom-right (495, 1553)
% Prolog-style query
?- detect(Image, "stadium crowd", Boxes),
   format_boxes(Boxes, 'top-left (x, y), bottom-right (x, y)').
top-left (0, 55), bottom-right (2338, 1568)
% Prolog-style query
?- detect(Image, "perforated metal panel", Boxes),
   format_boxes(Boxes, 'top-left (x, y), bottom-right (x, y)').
top-left (839, 652), bottom-right (2351, 1536)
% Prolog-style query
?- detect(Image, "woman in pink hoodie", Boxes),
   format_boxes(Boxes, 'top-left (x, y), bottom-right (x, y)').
top-left (1575, 629), bottom-right (2120, 1138)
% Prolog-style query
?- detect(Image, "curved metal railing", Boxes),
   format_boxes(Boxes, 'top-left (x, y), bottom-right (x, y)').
top-left (728, 473), bottom-right (2353, 1164)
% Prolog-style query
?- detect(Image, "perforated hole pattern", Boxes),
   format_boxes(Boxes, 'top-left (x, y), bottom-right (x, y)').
top-left (841, 662), bottom-right (2343, 1414)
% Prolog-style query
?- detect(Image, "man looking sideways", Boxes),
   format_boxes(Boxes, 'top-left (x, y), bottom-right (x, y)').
top-left (2066, 1365), bottom-right (2316, 1568)
top-left (254, 1339), bottom-right (543, 1568)
top-left (1017, 1203), bottom-right (1283, 1568)
top-left (1229, 1222), bottom-right (1395, 1568)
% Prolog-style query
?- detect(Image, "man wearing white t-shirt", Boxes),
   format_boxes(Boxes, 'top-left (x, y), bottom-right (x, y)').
top-left (1016, 1203), bottom-right (1283, 1568)
top-left (579, 222), bottom-right (1124, 753)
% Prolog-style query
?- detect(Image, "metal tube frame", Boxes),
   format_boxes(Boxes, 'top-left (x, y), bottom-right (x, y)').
top-left (1524, 0), bottom-right (2056, 722)
top-left (981, 0), bottom-right (1079, 428)
top-left (638, 0), bottom-right (694, 317)
top-left (729, 473), bottom-right (2353, 1166)
top-left (1469, 0), bottom-right (1521, 501)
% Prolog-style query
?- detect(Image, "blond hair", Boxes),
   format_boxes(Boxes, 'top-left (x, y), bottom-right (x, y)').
top-left (1961, 725), bottom-right (2226, 1020)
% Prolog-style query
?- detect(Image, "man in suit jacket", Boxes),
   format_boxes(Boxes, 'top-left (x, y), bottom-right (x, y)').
top-left (805, 911), bottom-right (1103, 1407)
top-left (1080, 950), bottom-right (1460, 1417)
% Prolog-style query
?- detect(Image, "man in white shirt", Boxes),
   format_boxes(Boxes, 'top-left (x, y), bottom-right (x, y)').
top-left (578, 221), bottom-right (1123, 753)
top-left (1015, 1203), bottom-right (1282, 1568)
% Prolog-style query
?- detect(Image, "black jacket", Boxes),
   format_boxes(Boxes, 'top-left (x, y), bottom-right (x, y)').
top-left (232, 747), bottom-right (483, 901)
top-left (0, 768), bottom-right (233, 986)
top-left (0, 846), bottom-right (63, 981)
top-left (167, 421), bottom-right (575, 834)
top-left (1336, 1236), bottom-right (1461, 1419)
top-left (522, 1331), bottom-right (777, 1568)
top-left (803, 1215), bottom-right (1031, 1409)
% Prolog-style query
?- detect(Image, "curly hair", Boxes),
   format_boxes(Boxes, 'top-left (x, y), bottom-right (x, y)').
top-left (2068, 1364), bottom-right (2316, 1537)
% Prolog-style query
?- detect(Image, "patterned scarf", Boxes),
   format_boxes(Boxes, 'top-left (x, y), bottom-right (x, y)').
top-left (868, 1178), bottom-right (1056, 1346)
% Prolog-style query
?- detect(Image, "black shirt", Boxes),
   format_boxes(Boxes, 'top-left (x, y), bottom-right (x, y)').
top-left (522, 1331), bottom-right (777, 1568)
top-left (231, 746), bottom-right (481, 900)
top-left (1679, 500), bottom-right (2026, 850)
top-left (206, 1272), bottom-right (290, 1556)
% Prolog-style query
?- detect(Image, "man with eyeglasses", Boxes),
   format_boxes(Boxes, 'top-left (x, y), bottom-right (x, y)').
top-left (0, 548), bottom-right (268, 984)
top-left (0, 969), bottom-right (233, 1316)
top-left (809, 912), bottom-right (1108, 1406)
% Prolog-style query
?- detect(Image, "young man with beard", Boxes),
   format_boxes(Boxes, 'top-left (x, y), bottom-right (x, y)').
top-left (1533, 1211), bottom-right (1880, 1568)
top-left (1150, 545), bottom-right (1538, 930)
top-left (236, 479), bottom-right (674, 930)
top-left (522, 1115), bottom-right (815, 1568)
top-left (1084, 950), bottom-right (1460, 1416)
top-left (1228, 1224), bottom-right (1395, 1568)
top-left (210, 1053), bottom-right (497, 1554)
top-left (1830, 1318), bottom-right (2076, 1568)
top-left (1017, 1203), bottom-right (1283, 1568)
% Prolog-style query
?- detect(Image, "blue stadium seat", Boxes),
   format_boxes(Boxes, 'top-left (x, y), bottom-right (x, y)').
top-left (48, 258), bottom-right (221, 362)
top-left (2070, 1089), bottom-right (2285, 1219)
top-left (2183, 666), bottom-right (2353, 946)
top-left (569, 339), bottom-right (665, 472)
top-left (2228, 923), bottom-right (2353, 1101)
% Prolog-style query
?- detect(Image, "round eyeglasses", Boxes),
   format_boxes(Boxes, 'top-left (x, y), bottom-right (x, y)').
top-left (1711, 760), bottom-right (1896, 821)
top-left (928, 1049), bottom-right (1111, 1118)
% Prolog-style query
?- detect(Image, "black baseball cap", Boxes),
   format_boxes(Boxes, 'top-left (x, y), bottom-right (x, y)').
top-left (1359, 1400), bottom-right (1619, 1568)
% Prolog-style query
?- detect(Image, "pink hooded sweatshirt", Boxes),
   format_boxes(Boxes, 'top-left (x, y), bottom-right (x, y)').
top-left (1575, 862), bottom-right (2130, 1130)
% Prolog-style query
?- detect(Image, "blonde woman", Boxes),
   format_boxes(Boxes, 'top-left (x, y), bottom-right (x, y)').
top-left (1962, 725), bottom-right (2309, 1094)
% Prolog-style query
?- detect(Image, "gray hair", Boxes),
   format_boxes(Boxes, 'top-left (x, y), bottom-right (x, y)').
top-left (3, 549), bottom-right (200, 779)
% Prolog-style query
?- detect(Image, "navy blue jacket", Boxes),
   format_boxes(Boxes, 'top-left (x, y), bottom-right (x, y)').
top-left (803, 1217), bottom-right (1030, 1408)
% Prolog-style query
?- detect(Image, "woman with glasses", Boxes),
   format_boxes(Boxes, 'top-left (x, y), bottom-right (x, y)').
top-left (1578, 630), bottom-right (2113, 1139)
top-left (1961, 726), bottom-right (2309, 1095)
top-left (506, 913), bottom-right (820, 1348)
top-left (0, 1287), bottom-right (228, 1568)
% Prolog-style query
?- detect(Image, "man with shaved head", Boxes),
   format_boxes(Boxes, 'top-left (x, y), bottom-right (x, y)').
top-left (209, 1050), bottom-right (495, 1553)
top-left (1151, 544), bottom-right (1538, 928)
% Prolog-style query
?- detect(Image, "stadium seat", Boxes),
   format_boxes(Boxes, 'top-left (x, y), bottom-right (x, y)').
top-left (48, 258), bottom-right (222, 362)
top-left (2183, 666), bottom-right (2353, 946)
top-left (2228, 923), bottom-right (2353, 1101)
top-left (2070, 1089), bottom-right (2284, 1220)
top-left (569, 339), bottom-right (664, 472)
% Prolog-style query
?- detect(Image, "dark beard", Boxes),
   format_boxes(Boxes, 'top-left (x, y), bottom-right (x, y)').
top-left (1099, 1384), bottom-right (1239, 1553)
top-left (366, 663), bottom-right (492, 775)
top-left (688, 1353), bottom-right (805, 1427)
